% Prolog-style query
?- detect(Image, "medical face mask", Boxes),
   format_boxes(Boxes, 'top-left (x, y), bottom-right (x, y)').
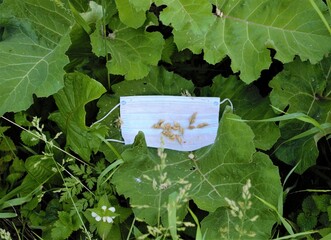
top-left (118, 96), bottom-right (222, 151)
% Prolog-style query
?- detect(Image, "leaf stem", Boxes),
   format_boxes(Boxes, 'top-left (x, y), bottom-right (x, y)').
top-left (126, 217), bottom-right (136, 240)
top-left (308, 0), bottom-right (331, 35)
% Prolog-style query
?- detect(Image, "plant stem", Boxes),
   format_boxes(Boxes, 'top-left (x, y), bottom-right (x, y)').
top-left (308, 0), bottom-right (331, 35)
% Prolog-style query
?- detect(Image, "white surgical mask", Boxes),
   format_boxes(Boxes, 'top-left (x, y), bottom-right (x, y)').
top-left (119, 96), bottom-right (221, 151)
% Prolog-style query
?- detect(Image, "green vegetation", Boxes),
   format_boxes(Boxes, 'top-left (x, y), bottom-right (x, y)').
top-left (0, 0), bottom-right (331, 239)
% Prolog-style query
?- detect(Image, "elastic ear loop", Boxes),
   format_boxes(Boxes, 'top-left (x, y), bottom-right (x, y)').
top-left (220, 98), bottom-right (234, 112)
top-left (91, 103), bottom-right (125, 144)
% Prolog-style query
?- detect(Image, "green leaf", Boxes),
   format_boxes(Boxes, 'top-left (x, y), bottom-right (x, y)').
top-left (68, 164), bottom-right (85, 176)
top-left (269, 57), bottom-right (331, 173)
top-left (0, 212), bottom-right (17, 218)
top-left (111, 110), bottom-right (282, 238)
top-left (51, 211), bottom-right (82, 240)
top-left (312, 194), bottom-right (331, 212)
top-left (49, 72), bottom-right (108, 161)
top-left (254, 195), bottom-right (294, 235)
top-left (302, 195), bottom-right (319, 215)
top-left (79, 1), bottom-right (103, 25)
top-left (157, 0), bottom-right (214, 35)
top-left (96, 94), bottom-right (125, 162)
top-left (0, 130), bottom-right (16, 152)
top-left (90, 16), bottom-right (164, 80)
top-left (7, 158), bottom-right (25, 184)
top-left (52, 212), bottom-right (73, 240)
top-left (192, 115), bottom-right (281, 213)
top-left (210, 75), bottom-right (280, 150)
top-left (168, 191), bottom-right (179, 240)
top-left (115, 0), bottom-right (146, 28)
top-left (158, 0), bottom-right (215, 55)
top-left (182, 0), bottom-right (331, 83)
top-left (187, 206), bottom-right (203, 240)
top-left (161, 36), bottom-right (177, 64)
top-left (20, 130), bottom-right (40, 147)
top-left (84, 194), bottom-right (119, 239)
top-left (0, 0), bottom-right (73, 115)
top-left (14, 112), bottom-right (31, 127)
top-left (19, 155), bottom-right (57, 195)
top-left (297, 212), bottom-right (318, 231)
top-left (128, 0), bottom-right (152, 11)
top-left (97, 159), bottom-right (123, 192)
top-left (112, 66), bottom-right (195, 96)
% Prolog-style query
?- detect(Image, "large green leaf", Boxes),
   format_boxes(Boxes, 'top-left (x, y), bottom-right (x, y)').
top-left (0, 0), bottom-right (73, 115)
top-left (128, 0), bottom-right (215, 34)
top-left (115, 0), bottom-right (146, 28)
top-left (200, 154), bottom-right (281, 240)
top-left (111, 110), bottom-right (282, 238)
top-left (90, 15), bottom-right (164, 80)
top-left (269, 57), bottom-right (331, 173)
top-left (172, 0), bottom-right (331, 83)
top-left (111, 66), bottom-right (194, 96)
top-left (210, 75), bottom-right (280, 150)
top-left (154, 0), bottom-right (215, 56)
top-left (49, 72), bottom-right (108, 161)
top-left (128, 0), bottom-right (152, 11)
top-left (157, 0), bottom-right (214, 35)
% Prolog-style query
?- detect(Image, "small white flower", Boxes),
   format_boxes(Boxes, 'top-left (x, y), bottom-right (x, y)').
top-left (106, 216), bottom-right (114, 223)
top-left (95, 216), bottom-right (101, 222)
top-left (135, 177), bottom-right (142, 183)
top-left (103, 216), bottom-right (107, 222)
top-left (108, 207), bottom-right (116, 212)
top-left (101, 205), bottom-right (107, 211)
top-left (91, 211), bottom-right (98, 218)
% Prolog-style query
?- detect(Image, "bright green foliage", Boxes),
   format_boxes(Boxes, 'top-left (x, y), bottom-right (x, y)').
top-left (128, 0), bottom-right (152, 11)
top-left (161, 37), bottom-right (177, 64)
top-left (90, 13), bottom-right (164, 80)
top-left (201, 176), bottom-right (272, 239)
top-left (270, 57), bottom-right (331, 173)
top-left (20, 130), bottom-right (40, 147)
top-left (112, 110), bottom-right (282, 236)
top-left (204, 0), bottom-right (331, 83)
top-left (1, 0), bottom-right (330, 114)
top-left (210, 75), bottom-right (280, 150)
top-left (51, 211), bottom-right (82, 240)
top-left (0, 0), bottom-right (73, 115)
top-left (123, 0), bottom-right (331, 83)
top-left (158, 0), bottom-right (214, 35)
top-left (111, 66), bottom-right (195, 96)
top-left (84, 194), bottom-right (119, 239)
top-left (115, 0), bottom-right (146, 28)
top-left (49, 72), bottom-right (108, 161)
top-left (68, 164), bottom-right (96, 189)
top-left (79, 1), bottom-right (103, 25)
top-left (0, 0), bottom-right (330, 239)
top-left (14, 112), bottom-right (31, 127)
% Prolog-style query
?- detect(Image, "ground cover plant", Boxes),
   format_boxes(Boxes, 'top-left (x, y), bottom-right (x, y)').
top-left (0, 0), bottom-right (331, 239)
